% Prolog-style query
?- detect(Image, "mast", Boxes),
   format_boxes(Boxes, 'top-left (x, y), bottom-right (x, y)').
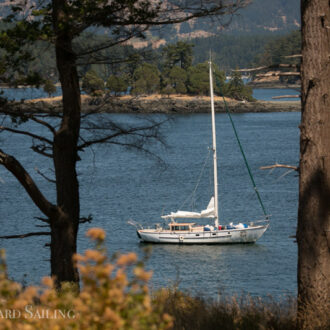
top-left (209, 60), bottom-right (219, 228)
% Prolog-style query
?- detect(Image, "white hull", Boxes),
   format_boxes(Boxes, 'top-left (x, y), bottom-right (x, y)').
top-left (137, 225), bottom-right (269, 244)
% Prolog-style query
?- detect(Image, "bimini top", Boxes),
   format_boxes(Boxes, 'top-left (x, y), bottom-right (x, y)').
top-left (161, 197), bottom-right (215, 219)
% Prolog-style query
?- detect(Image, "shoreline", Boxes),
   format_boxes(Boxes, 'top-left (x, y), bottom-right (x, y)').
top-left (247, 82), bottom-right (301, 89)
top-left (17, 94), bottom-right (301, 114)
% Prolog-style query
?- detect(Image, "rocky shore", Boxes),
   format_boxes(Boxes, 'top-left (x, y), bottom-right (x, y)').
top-left (19, 94), bottom-right (301, 114)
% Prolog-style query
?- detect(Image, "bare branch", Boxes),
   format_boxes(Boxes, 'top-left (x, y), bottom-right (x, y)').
top-left (283, 54), bottom-right (302, 58)
top-left (0, 232), bottom-right (50, 239)
top-left (272, 95), bottom-right (300, 99)
top-left (235, 66), bottom-right (274, 72)
top-left (34, 216), bottom-right (50, 224)
top-left (275, 72), bottom-right (301, 77)
top-left (77, 27), bottom-right (149, 57)
top-left (109, 140), bottom-right (166, 166)
top-left (28, 116), bottom-right (56, 134)
top-left (0, 126), bottom-right (53, 145)
top-left (260, 163), bottom-right (299, 171)
top-left (255, 72), bottom-right (300, 78)
top-left (79, 214), bottom-right (93, 224)
top-left (0, 148), bottom-right (58, 218)
top-left (31, 145), bottom-right (53, 158)
top-left (34, 167), bottom-right (56, 183)
top-left (0, 106), bottom-right (58, 134)
top-left (78, 131), bottom-right (124, 149)
top-left (235, 63), bottom-right (300, 72)
top-left (79, 116), bottom-right (169, 150)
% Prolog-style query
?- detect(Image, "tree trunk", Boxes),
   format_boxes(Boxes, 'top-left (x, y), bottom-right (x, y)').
top-left (50, 0), bottom-right (81, 285)
top-left (297, 0), bottom-right (330, 328)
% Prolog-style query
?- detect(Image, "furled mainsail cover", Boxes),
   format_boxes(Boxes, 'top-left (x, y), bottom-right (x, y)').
top-left (161, 197), bottom-right (215, 219)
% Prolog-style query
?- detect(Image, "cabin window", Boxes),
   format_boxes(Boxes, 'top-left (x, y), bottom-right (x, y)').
top-left (171, 225), bottom-right (190, 231)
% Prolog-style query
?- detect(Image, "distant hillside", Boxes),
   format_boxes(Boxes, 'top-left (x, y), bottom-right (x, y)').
top-left (0, 1), bottom-right (301, 74)
top-left (229, 0), bottom-right (300, 33)
top-left (189, 29), bottom-right (301, 72)
top-left (150, 0), bottom-right (300, 43)
top-left (0, 0), bottom-right (300, 37)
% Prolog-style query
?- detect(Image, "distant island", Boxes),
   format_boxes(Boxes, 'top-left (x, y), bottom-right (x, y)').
top-left (21, 94), bottom-right (301, 114)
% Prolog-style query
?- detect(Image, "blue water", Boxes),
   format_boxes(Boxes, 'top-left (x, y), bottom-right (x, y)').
top-left (0, 110), bottom-right (300, 299)
top-left (0, 87), bottom-right (62, 100)
top-left (1, 87), bottom-right (300, 102)
top-left (253, 88), bottom-right (300, 101)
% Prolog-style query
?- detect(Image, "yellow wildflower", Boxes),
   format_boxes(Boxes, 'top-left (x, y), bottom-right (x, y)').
top-left (116, 252), bottom-right (137, 266)
top-left (86, 228), bottom-right (106, 241)
top-left (42, 276), bottom-right (54, 288)
top-left (85, 249), bottom-right (106, 263)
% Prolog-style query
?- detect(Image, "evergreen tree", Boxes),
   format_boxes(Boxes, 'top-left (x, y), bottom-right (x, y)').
top-left (187, 63), bottom-right (225, 96)
top-left (106, 75), bottom-right (128, 96)
top-left (82, 70), bottom-right (105, 96)
top-left (43, 79), bottom-right (57, 98)
top-left (169, 66), bottom-right (187, 94)
top-left (255, 30), bottom-right (301, 67)
top-left (162, 41), bottom-right (194, 71)
top-left (224, 70), bottom-right (254, 101)
top-left (161, 84), bottom-right (175, 97)
top-left (187, 64), bottom-right (209, 95)
top-left (132, 63), bottom-right (160, 95)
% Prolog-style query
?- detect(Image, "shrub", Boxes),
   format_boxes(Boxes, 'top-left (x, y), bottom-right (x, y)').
top-left (43, 79), bottom-right (57, 98)
top-left (0, 229), bottom-right (172, 329)
top-left (224, 70), bottom-right (255, 101)
top-left (82, 70), bottom-right (105, 96)
top-left (106, 75), bottom-right (128, 96)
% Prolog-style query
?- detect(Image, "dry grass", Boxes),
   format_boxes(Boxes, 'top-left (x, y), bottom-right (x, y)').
top-left (25, 93), bottom-right (235, 103)
top-left (118, 94), bottom-right (234, 102)
top-left (26, 94), bottom-right (91, 103)
top-left (158, 288), bottom-right (298, 330)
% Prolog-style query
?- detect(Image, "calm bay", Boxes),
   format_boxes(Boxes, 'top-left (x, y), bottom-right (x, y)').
top-left (0, 88), bottom-right (300, 299)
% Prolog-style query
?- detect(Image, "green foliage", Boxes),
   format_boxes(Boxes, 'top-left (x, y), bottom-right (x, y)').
top-left (168, 66), bottom-right (187, 94)
top-left (254, 30), bottom-right (301, 66)
top-left (106, 75), bottom-right (128, 96)
top-left (224, 70), bottom-right (254, 101)
top-left (162, 41), bottom-right (194, 71)
top-left (132, 63), bottom-right (160, 95)
top-left (0, 9), bottom-right (53, 87)
top-left (82, 70), bottom-right (105, 96)
top-left (187, 63), bottom-right (225, 96)
top-left (187, 63), bottom-right (209, 95)
top-left (161, 84), bottom-right (176, 97)
top-left (43, 79), bottom-right (57, 98)
top-left (252, 30), bottom-right (301, 84)
top-left (192, 34), bottom-right (274, 72)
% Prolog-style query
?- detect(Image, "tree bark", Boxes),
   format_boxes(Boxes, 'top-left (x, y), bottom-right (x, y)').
top-left (50, 0), bottom-right (81, 285)
top-left (297, 0), bottom-right (330, 328)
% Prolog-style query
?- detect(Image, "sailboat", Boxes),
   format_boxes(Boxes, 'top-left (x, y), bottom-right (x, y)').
top-left (135, 61), bottom-right (269, 244)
